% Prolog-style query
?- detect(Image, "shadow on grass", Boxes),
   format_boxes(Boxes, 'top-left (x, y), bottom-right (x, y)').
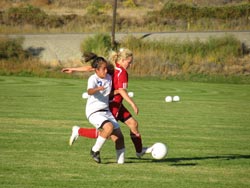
top-left (167, 154), bottom-right (250, 163)
top-left (124, 154), bottom-right (250, 166)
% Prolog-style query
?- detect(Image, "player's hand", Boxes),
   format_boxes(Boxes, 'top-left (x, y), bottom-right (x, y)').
top-left (61, 68), bottom-right (73, 74)
top-left (132, 103), bottom-right (139, 115)
top-left (97, 86), bottom-right (105, 91)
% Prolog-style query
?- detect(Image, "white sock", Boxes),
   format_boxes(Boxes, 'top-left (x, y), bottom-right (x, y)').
top-left (116, 148), bottom-right (125, 164)
top-left (92, 136), bottom-right (106, 152)
top-left (145, 146), bottom-right (153, 153)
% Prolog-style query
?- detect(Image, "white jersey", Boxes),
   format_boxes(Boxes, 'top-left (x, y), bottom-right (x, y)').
top-left (85, 73), bottom-right (112, 118)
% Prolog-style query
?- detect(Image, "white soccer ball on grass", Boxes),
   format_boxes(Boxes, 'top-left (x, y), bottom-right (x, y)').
top-left (173, 96), bottom-right (180, 102)
top-left (165, 96), bottom-right (172, 102)
top-left (82, 92), bottom-right (89, 99)
top-left (128, 91), bottom-right (134, 98)
top-left (151, 142), bottom-right (168, 160)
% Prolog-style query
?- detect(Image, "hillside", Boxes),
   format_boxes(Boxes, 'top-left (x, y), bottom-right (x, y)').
top-left (1, 0), bottom-right (250, 80)
top-left (0, 0), bottom-right (249, 17)
top-left (0, 0), bottom-right (249, 34)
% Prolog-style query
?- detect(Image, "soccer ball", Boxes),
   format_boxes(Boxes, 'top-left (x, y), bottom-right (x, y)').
top-left (128, 91), bottom-right (134, 98)
top-left (151, 142), bottom-right (168, 160)
top-left (82, 92), bottom-right (89, 99)
top-left (165, 96), bottom-right (172, 102)
top-left (173, 96), bottom-right (180, 102)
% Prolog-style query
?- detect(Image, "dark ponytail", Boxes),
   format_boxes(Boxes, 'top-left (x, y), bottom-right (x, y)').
top-left (82, 52), bottom-right (107, 69)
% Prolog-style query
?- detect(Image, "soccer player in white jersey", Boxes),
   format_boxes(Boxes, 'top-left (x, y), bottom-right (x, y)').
top-left (84, 53), bottom-right (125, 164)
top-left (63, 50), bottom-right (152, 159)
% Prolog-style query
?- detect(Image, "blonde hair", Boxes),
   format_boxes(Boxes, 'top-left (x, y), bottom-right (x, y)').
top-left (109, 48), bottom-right (133, 65)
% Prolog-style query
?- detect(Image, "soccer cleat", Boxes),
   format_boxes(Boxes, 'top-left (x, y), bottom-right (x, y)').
top-left (90, 149), bottom-right (101, 163)
top-left (69, 126), bottom-right (80, 146)
top-left (136, 146), bottom-right (153, 158)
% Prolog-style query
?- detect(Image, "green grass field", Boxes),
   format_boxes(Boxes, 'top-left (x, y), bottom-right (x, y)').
top-left (1, 76), bottom-right (250, 188)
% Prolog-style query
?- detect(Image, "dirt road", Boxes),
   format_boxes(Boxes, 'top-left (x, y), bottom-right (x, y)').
top-left (5, 31), bottom-right (250, 63)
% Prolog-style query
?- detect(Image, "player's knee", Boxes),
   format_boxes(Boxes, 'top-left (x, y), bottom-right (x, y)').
top-left (103, 122), bottom-right (114, 134)
top-left (130, 119), bottom-right (138, 128)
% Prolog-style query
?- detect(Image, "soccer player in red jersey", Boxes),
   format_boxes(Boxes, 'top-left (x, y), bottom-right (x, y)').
top-left (108, 48), bottom-right (151, 157)
top-left (62, 49), bottom-right (152, 158)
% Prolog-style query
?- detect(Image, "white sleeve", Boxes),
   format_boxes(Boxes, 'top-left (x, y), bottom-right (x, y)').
top-left (87, 75), bottom-right (96, 90)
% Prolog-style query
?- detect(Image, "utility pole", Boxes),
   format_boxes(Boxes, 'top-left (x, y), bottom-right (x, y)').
top-left (111, 0), bottom-right (118, 50)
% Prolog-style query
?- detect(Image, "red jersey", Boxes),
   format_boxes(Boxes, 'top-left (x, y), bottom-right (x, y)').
top-left (112, 62), bottom-right (128, 104)
top-left (109, 63), bottom-right (132, 122)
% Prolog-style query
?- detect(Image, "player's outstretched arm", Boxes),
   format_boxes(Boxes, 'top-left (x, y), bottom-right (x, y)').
top-left (61, 66), bottom-right (94, 74)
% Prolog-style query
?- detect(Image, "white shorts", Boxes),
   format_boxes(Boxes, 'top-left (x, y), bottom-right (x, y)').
top-left (88, 111), bottom-right (120, 130)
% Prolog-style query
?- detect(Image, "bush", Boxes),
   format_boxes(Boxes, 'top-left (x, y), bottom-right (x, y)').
top-left (5, 5), bottom-right (48, 26)
top-left (145, 2), bottom-right (250, 30)
top-left (0, 37), bottom-right (28, 59)
top-left (117, 35), bottom-right (246, 76)
top-left (2, 5), bottom-right (66, 28)
top-left (81, 33), bottom-right (112, 57)
top-left (86, 0), bottom-right (105, 16)
top-left (158, 2), bottom-right (250, 20)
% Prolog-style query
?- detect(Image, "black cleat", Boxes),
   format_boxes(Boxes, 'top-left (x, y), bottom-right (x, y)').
top-left (90, 149), bottom-right (101, 163)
